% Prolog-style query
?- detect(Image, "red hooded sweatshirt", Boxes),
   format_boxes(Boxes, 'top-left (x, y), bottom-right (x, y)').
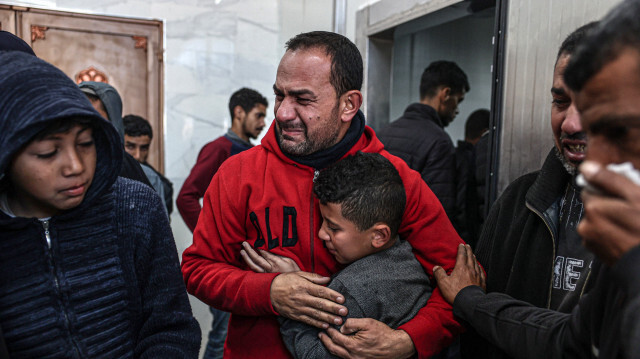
top-left (182, 119), bottom-right (465, 358)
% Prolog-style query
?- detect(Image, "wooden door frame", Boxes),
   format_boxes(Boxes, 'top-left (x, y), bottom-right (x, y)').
top-left (1, 4), bottom-right (165, 173)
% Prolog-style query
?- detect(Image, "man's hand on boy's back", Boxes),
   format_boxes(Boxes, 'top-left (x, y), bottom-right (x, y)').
top-left (240, 241), bottom-right (349, 329)
top-left (240, 241), bottom-right (301, 273)
top-left (434, 244), bottom-right (486, 304)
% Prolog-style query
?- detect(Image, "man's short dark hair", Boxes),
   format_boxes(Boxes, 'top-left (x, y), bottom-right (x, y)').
top-left (565, 0), bottom-right (640, 92)
top-left (228, 87), bottom-right (268, 123)
top-left (465, 109), bottom-right (490, 140)
top-left (285, 31), bottom-right (363, 97)
top-left (420, 60), bottom-right (470, 99)
top-left (313, 152), bottom-right (406, 238)
top-left (123, 114), bottom-right (152, 139)
top-left (556, 21), bottom-right (600, 63)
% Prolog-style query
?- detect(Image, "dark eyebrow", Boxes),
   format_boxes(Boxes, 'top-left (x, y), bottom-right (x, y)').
top-left (272, 84), bottom-right (315, 98)
top-left (551, 87), bottom-right (567, 96)
top-left (322, 216), bottom-right (337, 226)
top-left (288, 89), bottom-right (315, 98)
top-left (590, 115), bottom-right (640, 132)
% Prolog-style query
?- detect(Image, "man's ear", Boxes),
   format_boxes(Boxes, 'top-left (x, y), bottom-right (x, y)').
top-left (370, 223), bottom-right (392, 249)
top-left (233, 105), bottom-right (246, 122)
top-left (339, 90), bottom-right (363, 123)
top-left (439, 86), bottom-right (452, 103)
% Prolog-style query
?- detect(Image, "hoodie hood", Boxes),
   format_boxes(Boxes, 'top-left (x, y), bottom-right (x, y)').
top-left (78, 81), bottom-right (125, 141)
top-left (0, 31), bottom-right (36, 56)
top-left (0, 51), bottom-right (122, 211)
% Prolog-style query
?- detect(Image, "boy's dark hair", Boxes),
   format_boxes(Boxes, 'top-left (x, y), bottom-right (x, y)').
top-left (285, 31), bottom-right (363, 97)
top-left (313, 152), bottom-right (406, 237)
top-left (465, 109), bottom-right (490, 140)
top-left (420, 60), bottom-right (470, 99)
top-left (556, 21), bottom-right (599, 62)
top-left (34, 117), bottom-right (96, 141)
top-left (123, 114), bottom-right (153, 139)
top-left (228, 87), bottom-right (268, 124)
top-left (565, 0), bottom-right (640, 92)
top-left (84, 93), bottom-right (107, 115)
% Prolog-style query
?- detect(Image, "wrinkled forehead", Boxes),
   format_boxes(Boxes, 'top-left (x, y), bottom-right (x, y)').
top-left (575, 49), bottom-right (640, 135)
top-left (576, 50), bottom-right (640, 113)
top-left (553, 55), bottom-right (573, 90)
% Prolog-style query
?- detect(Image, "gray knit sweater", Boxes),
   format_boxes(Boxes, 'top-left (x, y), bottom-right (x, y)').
top-left (279, 239), bottom-right (432, 359)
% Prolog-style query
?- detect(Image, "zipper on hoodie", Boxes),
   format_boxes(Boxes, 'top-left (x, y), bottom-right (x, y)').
top-left (309, 169), bottom-right (320, 272)
top-left (41, 220), bottom-right (83, 358)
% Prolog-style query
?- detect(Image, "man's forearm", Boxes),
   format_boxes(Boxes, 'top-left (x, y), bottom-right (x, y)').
top-left (182, 252), bottom-right (279, 316)
top-left (453, 286), bottom-right (573, 359)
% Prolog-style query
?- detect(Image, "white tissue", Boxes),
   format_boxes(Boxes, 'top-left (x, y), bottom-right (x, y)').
top-left (577, 162), bottom-right (640, 190)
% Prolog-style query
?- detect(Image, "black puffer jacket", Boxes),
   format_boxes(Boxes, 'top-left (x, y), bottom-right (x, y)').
top-left (377, 103), bottom-right (456, 219)
top-left (455, 140), bottom-right (482, 247)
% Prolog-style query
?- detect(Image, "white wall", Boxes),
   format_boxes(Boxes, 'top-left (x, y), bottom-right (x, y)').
top-left (1, 0), bottom-right (333, 356)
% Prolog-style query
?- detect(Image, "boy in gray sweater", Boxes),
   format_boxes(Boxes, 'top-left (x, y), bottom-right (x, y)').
top-left (241, 152), bottom-right (433, 359)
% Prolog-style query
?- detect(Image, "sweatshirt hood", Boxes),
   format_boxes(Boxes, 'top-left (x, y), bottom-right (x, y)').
top-left (78, 81), bottom-right (125, 141)
top-left (0, 51), bottom-right (123, 212)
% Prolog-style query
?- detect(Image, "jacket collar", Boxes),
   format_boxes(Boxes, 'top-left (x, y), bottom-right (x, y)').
top-left (526, 148), bottom-right (573, 215)
top-left (403, 103), bottom-right (445, 128)
top-left (225, 129), bottom-right (253, 148)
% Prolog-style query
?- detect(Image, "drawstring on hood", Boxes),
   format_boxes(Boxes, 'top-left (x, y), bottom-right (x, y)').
top-left (0, 51), bottom-right (122, 211)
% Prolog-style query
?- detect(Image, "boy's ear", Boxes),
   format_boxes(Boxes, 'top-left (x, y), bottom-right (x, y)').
top-left (371, 223), bottom-right (392, 249)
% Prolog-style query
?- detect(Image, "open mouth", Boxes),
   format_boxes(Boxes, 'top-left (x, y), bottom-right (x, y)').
top-left (566, 144), bottom-right (585, 153)
top-left (562, 141), bottom-right (587, 164)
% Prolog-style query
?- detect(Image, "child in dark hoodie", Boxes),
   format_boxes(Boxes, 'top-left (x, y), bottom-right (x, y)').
top-left (0, 51), bottom-right (200, 358)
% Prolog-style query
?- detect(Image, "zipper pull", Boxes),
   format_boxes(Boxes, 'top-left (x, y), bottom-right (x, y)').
top-left (313, 169), bottom-right (320, 183)
top-left (42, 220), bottom-right (51, 249)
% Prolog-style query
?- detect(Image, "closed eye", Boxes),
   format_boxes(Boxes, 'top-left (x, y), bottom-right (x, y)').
top-left (37, 149), bottom-right (57, 159)
top-left (78, 140), bottom-right (95, 148)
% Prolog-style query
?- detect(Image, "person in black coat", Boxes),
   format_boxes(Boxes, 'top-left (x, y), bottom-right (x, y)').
top-left (377, 61), bottom-right (469, 222)
top-left (455, 109), bottom-right (489, 247)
